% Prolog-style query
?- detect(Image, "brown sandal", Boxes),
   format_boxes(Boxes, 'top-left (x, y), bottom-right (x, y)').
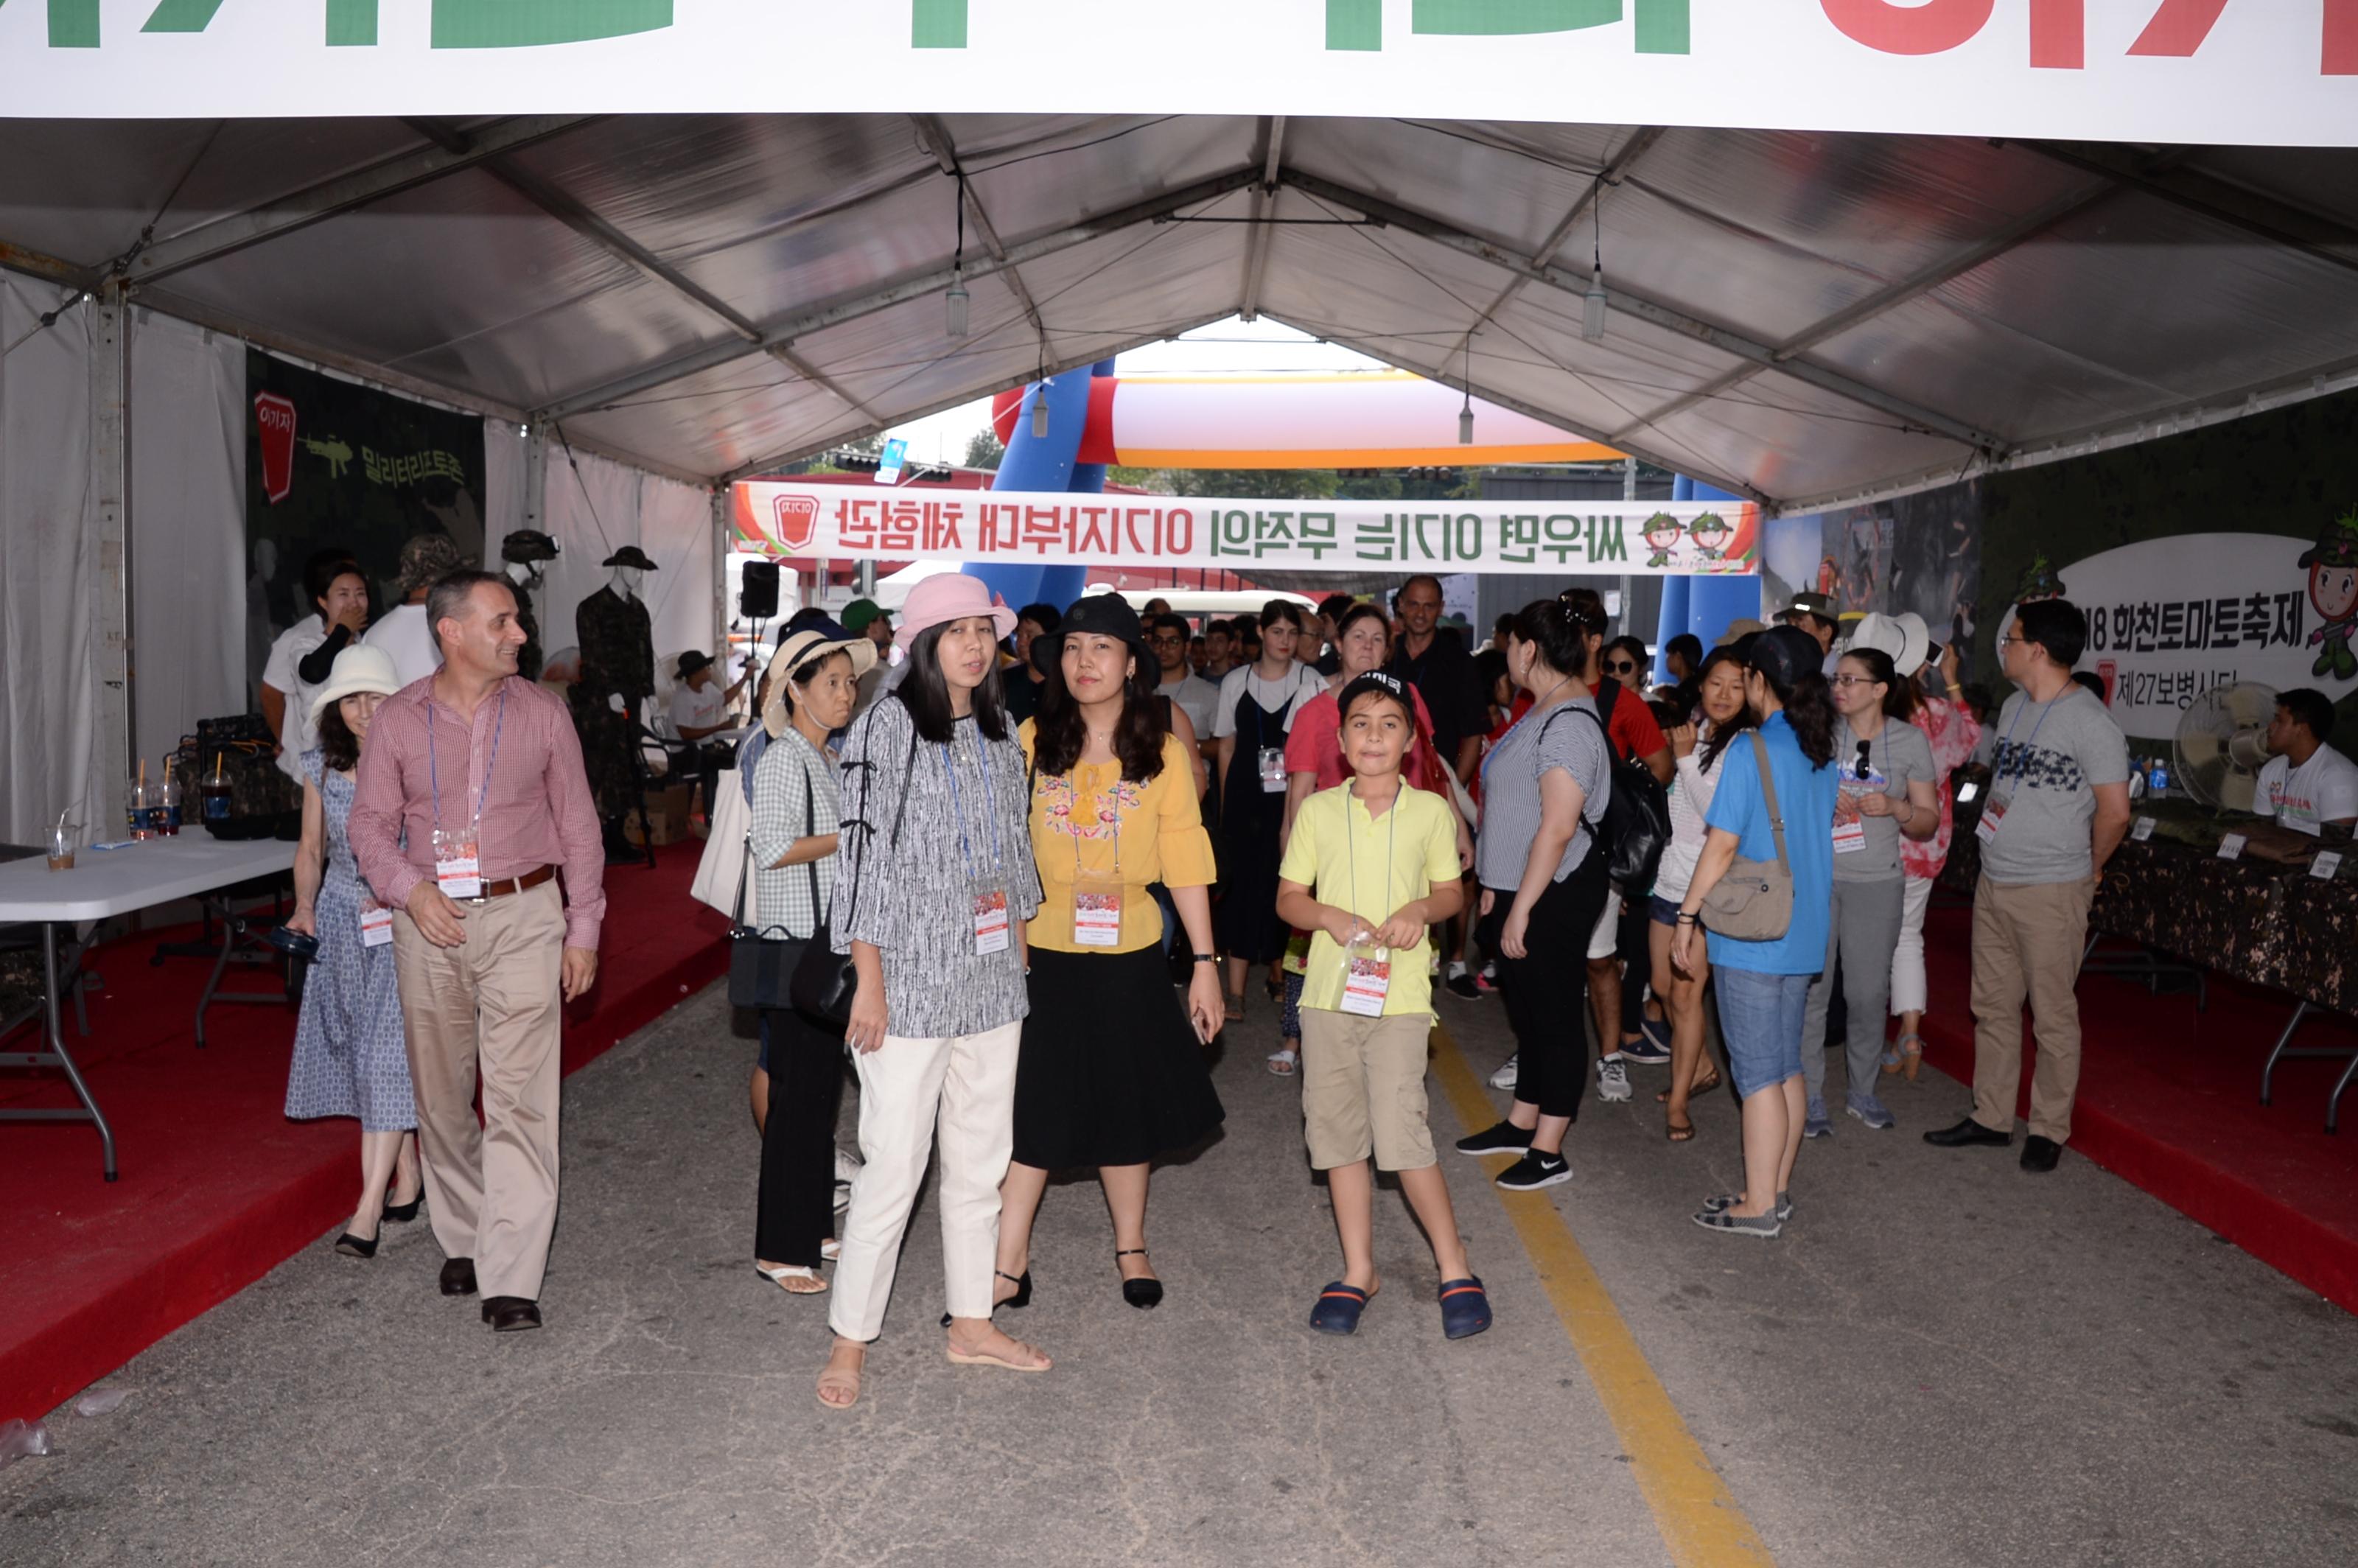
top-left (1657, 1068), bottom-right (1721, 1103)
top-left (1666, 1116), bottom-right (1696, 1143)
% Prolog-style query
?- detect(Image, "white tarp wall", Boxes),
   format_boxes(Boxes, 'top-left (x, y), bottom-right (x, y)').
top-left (537, 440), bottom-right (717, 707)
top-left (130, 312), bottom-right (245, 785)
top-left (1, 276), bottom-right (99, 847)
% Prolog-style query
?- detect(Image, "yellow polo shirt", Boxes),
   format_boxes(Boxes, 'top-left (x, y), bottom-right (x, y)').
top-left (1021, 724), bottom-right (1217, 955)
top-left (1278, 780), bottom-right (1460, 1017)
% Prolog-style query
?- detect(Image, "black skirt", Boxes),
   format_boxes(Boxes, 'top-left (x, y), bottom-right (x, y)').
top-left (1012, 945), bottom-right (1226, 1170)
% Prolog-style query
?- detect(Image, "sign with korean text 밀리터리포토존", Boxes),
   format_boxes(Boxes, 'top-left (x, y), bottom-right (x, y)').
top-left (730, 483), bottom-right (1760, 577)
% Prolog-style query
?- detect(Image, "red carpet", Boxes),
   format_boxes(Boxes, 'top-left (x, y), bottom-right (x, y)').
top-left (1915, 902), bottom-right (2358, 1312)
top-left (0, 852), bottom-right (727, 1424)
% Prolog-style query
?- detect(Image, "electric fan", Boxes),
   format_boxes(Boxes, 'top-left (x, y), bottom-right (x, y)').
top-left (2174, 682), bottom-right (2278, 813)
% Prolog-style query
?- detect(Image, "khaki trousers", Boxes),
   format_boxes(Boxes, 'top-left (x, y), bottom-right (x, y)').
top-left (828, 1020), bottom-right (1022, 1343)
top-left (1968, 875), bottom-right (2093, 1144)
top-left (391, 881), bottom-right (567, 1301)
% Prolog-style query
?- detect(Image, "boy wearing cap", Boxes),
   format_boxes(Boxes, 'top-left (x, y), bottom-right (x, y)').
top-left (1276, 673), bottom-right (1489, 1340)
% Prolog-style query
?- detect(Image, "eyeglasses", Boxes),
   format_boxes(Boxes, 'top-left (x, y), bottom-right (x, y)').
top-left (1855, 738), bottom-right (1873, 780)
top-left (1997, 634), bottom-right (2026, 649)
top-left (1149, 633), bottom-right (1186, 647)
top-left (1830, 674), bottom-right (1881, 689)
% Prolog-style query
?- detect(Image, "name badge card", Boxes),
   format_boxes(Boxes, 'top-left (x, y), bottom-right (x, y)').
top-left (1974, 795), bottom-right (2008, 847)
top-left (1259, 746), bottom-right (1289, 794)
top-left (972, 886), bottom-right (1010, 955)
top-left (2311, 850), bottom-right (2344, 881)
top-left (1074, 886), bottom-right (1122, 948)
top-left (432, 825), bottom-right (482, 900)
top-left (2217, 833), bottom-right (2247, 861)
top-left (1341, 946), bottom-right (1392, 1017)
top-left (2130, 816), bottom-right (2155, 841)
top-left (1832, 818), bottom-right (1868, 855)
top-left (359, 901), bottom-right (394, 948)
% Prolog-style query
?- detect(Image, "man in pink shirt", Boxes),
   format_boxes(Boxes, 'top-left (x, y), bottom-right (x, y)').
top-left (350, 570), bottom-right (605, 1334)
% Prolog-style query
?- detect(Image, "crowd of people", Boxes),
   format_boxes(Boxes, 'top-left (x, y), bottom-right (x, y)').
top-left (288, 545), bottom-right (2358, 1410)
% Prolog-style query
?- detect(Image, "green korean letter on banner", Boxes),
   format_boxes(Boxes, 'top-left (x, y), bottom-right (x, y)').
top-left (1329, 0), bottom-right (1688, 53)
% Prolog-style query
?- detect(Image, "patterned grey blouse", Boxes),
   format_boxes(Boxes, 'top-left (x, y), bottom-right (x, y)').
top-left (748, 726), bottom-right (839, 941)
top-left (829, 693), bottom-right (1041, 1040)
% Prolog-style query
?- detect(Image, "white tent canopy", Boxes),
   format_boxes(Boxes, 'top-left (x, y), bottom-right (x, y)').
top-left (4, 113), bottom-right (2356, 512)
top-left (4, 111), bottom-right (2358, 840)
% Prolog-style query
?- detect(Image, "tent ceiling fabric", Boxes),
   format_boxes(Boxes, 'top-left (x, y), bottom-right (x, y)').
top-left (7, 113), bottom-right (2357, 511)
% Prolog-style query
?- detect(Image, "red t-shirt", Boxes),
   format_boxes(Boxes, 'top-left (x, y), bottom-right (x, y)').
top-left (1497, 683), bottom-right (1664, 763)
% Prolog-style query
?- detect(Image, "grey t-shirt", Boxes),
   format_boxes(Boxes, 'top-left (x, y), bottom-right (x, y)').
top-left (1982, 687), bottom-right (2129, 884)
top-left (1832, 716), bottom-right (1936, 883)
top-left (1474, 696), bottom-right (1610, 888)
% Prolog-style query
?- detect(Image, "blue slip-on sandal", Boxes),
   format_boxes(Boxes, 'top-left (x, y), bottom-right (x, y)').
top-left (1438, 1277), bottom-right (1493, 1340)
top-left (1309, 1281), bottom-right (1372, 1335)
top-left (1641, 1015), bottom-right (1673, 1053)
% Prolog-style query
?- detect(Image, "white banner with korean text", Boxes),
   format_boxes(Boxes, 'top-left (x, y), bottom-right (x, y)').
top-left (732, 483), bottom-right (1762, 577)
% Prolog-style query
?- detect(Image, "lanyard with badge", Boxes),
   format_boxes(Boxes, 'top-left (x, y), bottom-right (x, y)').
top-left (942, 735), bottom-right (1010, 954)
top-left (1976, 696), bottom-right (2054, 847)
top-left (1256, 676), bottom-right (1298, 794)
top-left (1339, 784), bottom-right (1398, 1016)
top-left (1066, 771), bottom-right (1126, 947)
top-left (1833, 726), bottom-right (1886, 855)
top-left (426, 688), bottom-right (507, 903)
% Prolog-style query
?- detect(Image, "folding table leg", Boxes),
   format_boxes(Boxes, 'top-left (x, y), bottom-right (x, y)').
top-left (2331, 1052), bottom-right (2358, 1135)
top-left (195, 898), bottom-right (238, 1048)
top-left (33, 923), bottom-right (116, 1180)
top-left (2260, 1000), bottom-right (2310, 1106)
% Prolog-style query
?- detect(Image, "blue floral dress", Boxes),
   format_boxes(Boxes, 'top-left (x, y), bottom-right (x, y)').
top-left (283, 750), bottom-right (415, 1131)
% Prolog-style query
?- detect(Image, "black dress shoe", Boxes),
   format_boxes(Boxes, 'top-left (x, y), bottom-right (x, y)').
top-left (1923, 1116), bottom-right (2012, 1148)
top-left (334, 1231), bottom-right (379, 1259)
top-left (1116, 1248), bottom-right (1163, 1310)
top-left (382, 1195), bottom-right (421, 1223)
top-left (2020, 1135), bottom-right (2063, 1172)
top-left (481, 1296), bottom-right (542, 1332)
top-left (439, 1257), bottom-right (478, 1297)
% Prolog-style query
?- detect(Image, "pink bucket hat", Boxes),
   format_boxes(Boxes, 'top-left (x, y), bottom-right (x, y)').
top-left (894, 572), bottom-right (1017, 651)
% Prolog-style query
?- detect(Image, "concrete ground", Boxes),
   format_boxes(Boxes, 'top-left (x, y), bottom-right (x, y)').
top-left (5, 980), bottom-right (2356, 1568)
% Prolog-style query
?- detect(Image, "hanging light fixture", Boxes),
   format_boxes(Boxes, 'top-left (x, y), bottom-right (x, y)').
top-left (1030, 345), bottom-right (1051, 440)
top-left (1582, 199), bottom-right (1609, 343)
top-left (945, 172), bottom-right (970, 339)
top-left (1458, 338), bottom-right (1475, 444)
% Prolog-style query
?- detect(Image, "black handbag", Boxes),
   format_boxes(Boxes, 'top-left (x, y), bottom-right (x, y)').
top-left (1561, 681), bottom-right (1672, 892)
top-left (729, 766), bottom-right (820, 1011)
top-left (791, 721), bottom-right (919, 1026)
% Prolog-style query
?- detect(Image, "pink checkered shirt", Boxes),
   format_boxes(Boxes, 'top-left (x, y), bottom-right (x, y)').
top-left (349, 674), bottom-right (607, 950)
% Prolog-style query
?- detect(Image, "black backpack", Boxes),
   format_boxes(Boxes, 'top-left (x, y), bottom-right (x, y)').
top-left (1542, 680), bottom-right (1670, 893)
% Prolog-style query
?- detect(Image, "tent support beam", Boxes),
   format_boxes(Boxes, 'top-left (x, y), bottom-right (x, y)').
top-left (2026, 141), bottom-right (2358, 279)
top-left (485, 160), bottom-right (765, 343)
top-left (910, 115), bottom-right (1046, 338)
top-left (1238, 115), bottom-right (1288, 323)
top-left (132, 116), bottom-right (602, 284)
top-left (717, 312), bottom-right (1233, 485)
top-left (1279, 169), bottom-right (2005, 455)
top-left (1273, 314), bottom-right (1770, 508)
top-left (1469, 125), bottom-right (1662, 335)
top-left (0, 237), bottom-right (99, 292)
top-left (767, 344), bottom-right (886, 426)
top-left (90, 282), bottom-right (132, 838)
top-left (536, 167), bottom-right (1262, 422)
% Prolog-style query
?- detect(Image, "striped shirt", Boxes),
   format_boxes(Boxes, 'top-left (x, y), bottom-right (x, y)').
top-left (748, 727), bottom-right (841, 940)
top-left (349, 674), bottom-right (607, 950)
top-left (1474, 694), bottom-right (1609, 890)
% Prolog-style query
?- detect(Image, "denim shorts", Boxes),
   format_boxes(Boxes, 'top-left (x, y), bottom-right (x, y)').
top-left (1712, 965), bottom-right (1811, 1099)
top-left (1647, 894), bottom-right (1682, 928)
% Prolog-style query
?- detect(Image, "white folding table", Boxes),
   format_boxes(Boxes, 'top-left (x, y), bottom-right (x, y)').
top-left (0, 836), bottom-right (299, 1180)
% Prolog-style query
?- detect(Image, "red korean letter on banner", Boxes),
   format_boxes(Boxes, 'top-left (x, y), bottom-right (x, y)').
top-left (256, 393), bottom-right (297, 504)
top-left (1821, 0), bottom-right (1993, 55)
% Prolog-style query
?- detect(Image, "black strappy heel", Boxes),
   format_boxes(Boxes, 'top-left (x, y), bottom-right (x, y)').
top-left (940, 1270), bottom-right (1031, 1326)
top-left (1116, 1248), bottom-right (1162, 1310)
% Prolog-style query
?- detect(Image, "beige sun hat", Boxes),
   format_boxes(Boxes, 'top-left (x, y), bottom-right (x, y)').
top-left (307, 644), bottom-right (404, 724)
top-left (760, 623), bottom-right (877, 738)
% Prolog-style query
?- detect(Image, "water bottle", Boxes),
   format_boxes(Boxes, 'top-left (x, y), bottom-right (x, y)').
top-left (2148, 756), bottom-right (2170, 797)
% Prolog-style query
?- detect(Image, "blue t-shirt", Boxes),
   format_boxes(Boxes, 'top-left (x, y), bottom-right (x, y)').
top-left (1702, 711), bottom-right (1838, 976)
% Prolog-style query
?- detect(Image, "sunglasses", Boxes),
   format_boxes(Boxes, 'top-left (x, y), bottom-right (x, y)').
top-left (1855, 738), bottom-right (1874, 780)
top-left (1603, 659), bottom-right (1639, 675)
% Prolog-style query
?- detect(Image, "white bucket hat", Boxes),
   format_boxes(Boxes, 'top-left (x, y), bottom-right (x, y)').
top-left (307, 644), bottom-right (403, 724)
top-left (1845, 611), bottom-right (1929, 677)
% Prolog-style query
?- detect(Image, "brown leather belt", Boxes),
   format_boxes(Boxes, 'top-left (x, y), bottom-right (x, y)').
top-left (457, 864), bottom-right (556, 903)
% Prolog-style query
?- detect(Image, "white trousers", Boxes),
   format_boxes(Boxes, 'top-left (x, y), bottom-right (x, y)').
top-left (827, 1019), bottom-right (1022, 1343)
top-left (1887, 875), bottom-right (1935, 1019)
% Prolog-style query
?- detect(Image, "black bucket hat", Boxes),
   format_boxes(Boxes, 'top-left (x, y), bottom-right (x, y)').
top-left (1031, 593), bottom-right (1150, 679)
top-left (601, 545), bottom-right (660, 571)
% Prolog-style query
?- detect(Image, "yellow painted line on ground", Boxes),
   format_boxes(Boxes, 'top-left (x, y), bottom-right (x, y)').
top-left (1430, 1023), bottom-right (1777, 1568)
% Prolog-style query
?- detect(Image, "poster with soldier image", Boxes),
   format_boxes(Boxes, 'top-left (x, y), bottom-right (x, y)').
top-left (244, 349), bottom-right (486, 694)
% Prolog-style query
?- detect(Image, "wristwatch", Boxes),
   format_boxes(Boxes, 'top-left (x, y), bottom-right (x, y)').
top-left (1192, 953), bottom-right (1220, 964)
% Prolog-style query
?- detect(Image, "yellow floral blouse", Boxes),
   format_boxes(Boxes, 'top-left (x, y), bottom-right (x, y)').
top-left (1020, 723), bottom-right (1217, 955)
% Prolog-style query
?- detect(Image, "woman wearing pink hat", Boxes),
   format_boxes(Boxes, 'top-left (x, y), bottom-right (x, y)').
top-left (817, 573), bottom-right (1049, 1410)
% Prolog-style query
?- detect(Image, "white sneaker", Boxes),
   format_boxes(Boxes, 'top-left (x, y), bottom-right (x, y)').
top-left (833, 1148), bottom-right (862, 1185)
top-left (1595, 1055), bottom-right (1632, 1102)
top-left (1488, 1054), bottom-right (1519, 1092)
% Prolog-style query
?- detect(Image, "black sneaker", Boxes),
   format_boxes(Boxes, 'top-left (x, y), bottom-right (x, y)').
top-left (1493, 1150), bottom-right (1573, 1191)
top-left (1454, 1120), bottom-right (1530, 1158)
top-left (1445, 970), bottom-right (1481, 1000)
